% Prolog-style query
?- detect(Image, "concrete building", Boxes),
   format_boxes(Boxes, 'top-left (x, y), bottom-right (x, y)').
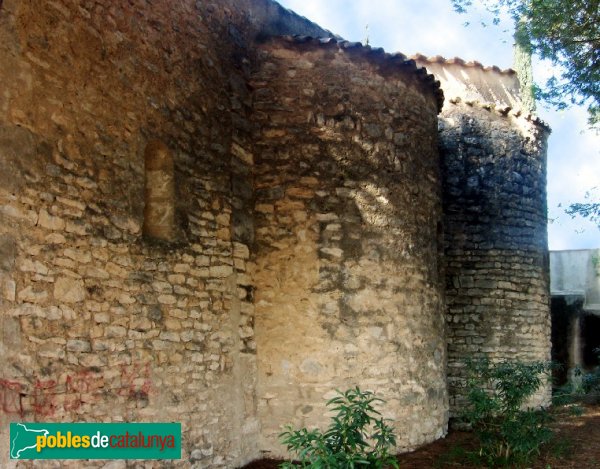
top-left (550, 249), bottom-right (600, 385)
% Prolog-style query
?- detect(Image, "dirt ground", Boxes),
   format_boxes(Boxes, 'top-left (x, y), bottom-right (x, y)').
top-left (241, 404), bottom-right (600, 468)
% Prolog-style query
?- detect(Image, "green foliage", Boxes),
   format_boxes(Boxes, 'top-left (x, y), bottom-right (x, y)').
top-left (279, 387), bottom-right (398, 469)
top-left (579, 372), bottom-right (600, 402)
top-left (451, 0), bottom-right (600, 127)
top-left (548, 435), bottom-right (573, 459)
top-left (462, 358), bottom-right (553, 467)
top-left (565, 187), bottom-right (600, 228)
top-left (592, 253), bottom-right (600, 271)
top-left (563, 348), bottom-right (600, 403)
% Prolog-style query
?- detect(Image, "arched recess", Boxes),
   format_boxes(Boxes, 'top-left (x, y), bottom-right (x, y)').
top-left (143, 139), bottom-right (175, 241)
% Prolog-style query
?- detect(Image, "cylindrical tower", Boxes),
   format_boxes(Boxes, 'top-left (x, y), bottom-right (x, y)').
top-left (414, 55), bottom-right (551, 415)
top-left (252, 37), bottom-right (448, 454)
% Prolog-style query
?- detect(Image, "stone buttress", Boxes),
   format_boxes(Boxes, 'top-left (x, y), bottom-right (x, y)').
top-left (414, 55), bottom-right (552, 415)
top-left (252, 37), bottom-right (448, 454)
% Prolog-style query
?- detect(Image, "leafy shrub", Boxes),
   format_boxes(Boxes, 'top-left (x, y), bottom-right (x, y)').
top-left (462, 358), bottom-right (553, 467)
top-left (279, 387), bottom-right (398, 468)
top-left (553, 348), bottom-right (600, 405)
top-left (577, 348), bottom-right (600, 402)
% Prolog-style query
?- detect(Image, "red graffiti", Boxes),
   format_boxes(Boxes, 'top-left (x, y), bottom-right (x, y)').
top-left (118, 362), bottom-right (151, 399)
top-left (0, 379), bottom-right (24, 418)
top-left (0, 362), bottom-right (152, 419)
top-left (64, 371), bottom-right (104, 411)
top-left (32, 379), bottom-right (58, 418)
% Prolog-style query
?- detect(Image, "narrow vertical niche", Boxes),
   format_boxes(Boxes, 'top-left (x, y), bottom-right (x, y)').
top-left (143, 139), bottom-right (175, 241)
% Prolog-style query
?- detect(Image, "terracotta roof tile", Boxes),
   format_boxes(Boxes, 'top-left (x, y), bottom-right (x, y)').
top-left (411, 53), bottom-right (516, 75)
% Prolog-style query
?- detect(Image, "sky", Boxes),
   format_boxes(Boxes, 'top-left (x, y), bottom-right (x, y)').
top-left (277, 0), bottom-right (600, 250)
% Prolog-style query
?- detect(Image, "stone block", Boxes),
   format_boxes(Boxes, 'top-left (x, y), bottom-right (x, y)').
top-left (38, 209), bottom-right (65, 230)
top-left (209, 265), bottom-right (233, 278)
top-left (18, 286), bottom-right (48, 303)
top-left (54, 277), bottom-right (86, 303)
top-left (67, 339), bottom-right (92, 352)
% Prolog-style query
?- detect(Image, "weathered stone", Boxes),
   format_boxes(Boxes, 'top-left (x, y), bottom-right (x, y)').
top-left (0, 2), bottom-right (550, 468)
top-left (1, 204), bottom-right (37, 223)
top-left (38, 342), bottom-right (66, 359)
top-left (173, 263), bottom-right (190, 273)
top-left (146, 304), bottom-right (163, 322)
top-left (231, 142), bottom-right (254, 165)
top-left (56, 196), bottom-right (85, 211)
top-left (438, 103), bottom-right (551, 416)
top-left (209, 265), bottom-right (233, 278)
top-left (64, 248), bottom-right (91, 263)
top-left (253, 38), bottom-right (449, 456)
top-left (320, 247), bottom-right (343, 258)
top-left (1, 275), bottom-right (16, 302)
top-left (168, 274), bottom-right (186, 285)
top-left (45, 233), bottom-right (67, 244)
top-left (157, 294), bottom-right (177, 305)
top-left (130, 316), bottom-right (152, 331)
top-left (65, 220), bottom-right (88, 235)
top-left (159, 331), bottom-right (180, 342)
top-left (67, 339), bottom-right (92, 352)
top-left (94, 312), bottom-right (110, 323)
top-left (85, 266), bottom-right (110, 279)
top-left (19, 259), bottom-right (50, 275)
top-left (54, 277), bottom-right (86, 303)
top-left (18, 286), bottom-right (48, 303)
top-left (0, 234), bottom-right (17, 271)
top-left (110, 214), bottom-right (141, 235)
top-left (117, 293), bottom-right (136, 305)
top-left (106, 326), bottom-right (127, 338)
top-left (38, 209), bottom-right (65, 230)
top-left (152, 281), bottom-right (172, 293)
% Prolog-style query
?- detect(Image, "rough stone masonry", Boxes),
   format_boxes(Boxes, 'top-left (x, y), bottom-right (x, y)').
top-left (0, 0), bottom-right (550, 467)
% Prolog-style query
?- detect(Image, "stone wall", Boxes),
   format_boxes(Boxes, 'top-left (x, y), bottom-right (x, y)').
top-left (439, 102), bottom-right (551, 414)
top-left (0, 0), bottom-right (265, 466)
top-left (0, 0), bottom-right (553, 466)
top-left (251, 37), bottom-right (448, 454)
top-left (412, 55), bottom-right (551, 415)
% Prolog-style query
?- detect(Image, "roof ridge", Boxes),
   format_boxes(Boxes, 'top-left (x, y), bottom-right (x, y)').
top-left (411, 53), bottom-right (515, 75)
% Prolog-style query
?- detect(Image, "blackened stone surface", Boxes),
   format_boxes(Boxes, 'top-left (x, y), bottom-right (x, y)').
top-left (440, 105), bottom-right (551, 415)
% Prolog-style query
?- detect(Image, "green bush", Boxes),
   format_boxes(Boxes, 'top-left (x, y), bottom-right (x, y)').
top-left (462, 358), bottom-right (553, 467)
top-left (553, 348), bottom-right (600, 405)
top-left (279, 387), bottom-right (398, 469)
top-left (577, 348), bottom-right (600, 402)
